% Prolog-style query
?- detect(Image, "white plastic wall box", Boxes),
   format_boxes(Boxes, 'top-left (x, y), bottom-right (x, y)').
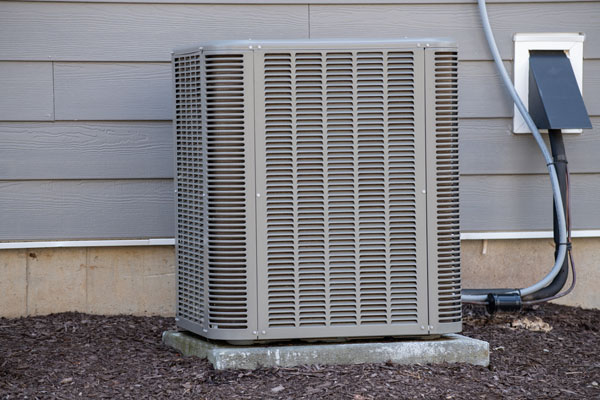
top-left (172, 39), bottom-right (461, 343)
top-left (513, 33), bottom-right (585, 134)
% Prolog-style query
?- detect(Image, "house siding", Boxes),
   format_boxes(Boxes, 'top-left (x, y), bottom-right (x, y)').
top-left (0, 0), bottom-right (599, 240)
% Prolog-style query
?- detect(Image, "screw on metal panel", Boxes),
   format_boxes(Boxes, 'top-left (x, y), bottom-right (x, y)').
top-left (252, 331), bottom-right (258, 335)
top-left (429, 325), bottom-right (434, 330)
top-left (256, 193), bottom-right (261, 197)
top-left (258, 45), bottom-right (262, 49)
top-left (426, 43), bottom-right (430, 47)
top-left (420, 325), bottom-right (425, 330)
top-left (421, 189), bottom-right (426, 194)
top-left (261, 331), bottom-right (266, 335)
top-left (203, 329), bottom-right (208, 333)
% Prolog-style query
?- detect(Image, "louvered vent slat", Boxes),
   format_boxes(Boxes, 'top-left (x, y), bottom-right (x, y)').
top-left (264, 50), bottom-right (419, 329)
top-left (434, 51), bottom-right (462, 323)
top-left (174, 53), bottom-right (205, 326)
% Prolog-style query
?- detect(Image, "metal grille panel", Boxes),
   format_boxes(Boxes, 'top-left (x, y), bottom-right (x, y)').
top-left (174, 39), bottom-right (461, 341)
top-left (262, 50), bottom-right (420, 329)
top-left (174, 52), bottom-right (205, 326)
top-left (433, 51), bottom-right (461, 323)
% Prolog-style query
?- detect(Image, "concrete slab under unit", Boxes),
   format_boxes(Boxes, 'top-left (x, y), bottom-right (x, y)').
top-left (162, 331), bottom-right (489, 370)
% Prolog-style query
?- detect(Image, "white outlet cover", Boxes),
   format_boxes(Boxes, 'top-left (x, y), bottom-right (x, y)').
top-left (513, 32), bottom-right (585, 134)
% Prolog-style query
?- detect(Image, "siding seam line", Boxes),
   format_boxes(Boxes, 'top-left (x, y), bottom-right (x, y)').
top-left (85, 247), bottom-right (89, 313)
top-left (51, 61), bottom-right (56, 120)
top-left (25, 250), bottom-right (30, 316)
top-left (307, 4), bottom-right (310, 38)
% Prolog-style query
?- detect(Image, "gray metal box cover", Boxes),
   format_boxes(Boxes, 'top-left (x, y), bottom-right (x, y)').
top-left (172, 38), bottom-right (460, 343)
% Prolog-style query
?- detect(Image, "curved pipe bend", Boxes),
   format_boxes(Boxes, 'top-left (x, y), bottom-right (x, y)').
top-left (462, 0), bottom-right (568, 303)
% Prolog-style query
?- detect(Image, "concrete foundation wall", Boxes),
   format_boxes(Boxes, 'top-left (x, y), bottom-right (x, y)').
top-left (0, 246), bottom-right (175, 318)
top-left (462, 238), bottom-right (599, 309)
top-left (1, 240), bottom-right (597, 318)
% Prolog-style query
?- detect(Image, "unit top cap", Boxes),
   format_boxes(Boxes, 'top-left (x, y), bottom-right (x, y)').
top-left (173, 38), bottom-right (457, 55)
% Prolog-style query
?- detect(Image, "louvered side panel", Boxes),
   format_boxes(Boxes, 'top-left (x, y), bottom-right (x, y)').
top-left (256, 49), bottom-right (428, 340)
top-left (426, 49), bottom-right (462, 332)
top-left (325, 52), bottom-right (357, 327)
top-left (387, 51), bottom-right (420, 324)
top-left (204, 53), bottom-right (252, 333)
top-left (262, 52), bottom-right (297, 328)
top-left (174, 52), bottom-right (206, 330)
top-left (295, 52), bottom-right (328, 327)
top-left (356, 51), bottom-right (388, 325)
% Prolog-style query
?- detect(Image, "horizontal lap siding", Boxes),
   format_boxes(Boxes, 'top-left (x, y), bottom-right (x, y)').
top-left (0, 180), bottom-right (174, 240)
top-left (0, 3), bottom-right (309, 61)
top-left (19, 0), bottom-right (600, 4)
top-left (460, 118), bottom-right (600, 175)
top-left (0, 62), bottom-right (54, 121)
top-left (461, 174), bottom-right (600, 232)
top-left (0, 122), bottom-right (172, 180)
top-left (54, 63), bottom-right (172, 120)
top-left (459, 61), bottom-right (600, 118)
top-left (0, 1), bottom-right (309, 240)
top-left (0, 0), bottom-right (599, 240)
top-left (309, 3), bottom-right (600, 61)
top-left (47, 60), bottom-right (600, 121)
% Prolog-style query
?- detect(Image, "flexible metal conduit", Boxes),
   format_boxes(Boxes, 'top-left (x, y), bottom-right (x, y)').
top-left (462, 0), bottom-right (569, 303)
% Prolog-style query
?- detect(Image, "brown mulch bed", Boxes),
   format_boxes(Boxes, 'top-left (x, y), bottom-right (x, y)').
top-left (1, 304), bottom-right (599, 399)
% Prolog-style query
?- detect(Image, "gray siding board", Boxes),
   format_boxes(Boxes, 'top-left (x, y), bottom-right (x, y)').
top-left (0, 179), bottom-right (174, 240)
top-left (50, 60), bottom-right (598, 121)
top-left (5, 117), bottom-right (599, 181)
top-left (584, 60), bottom-right (600, 114)
top-left (54, 63), bottom-right (172, 120)
top-left (461, 174), bottom-right (600, 232)
top-left (460, 60), bottom-right (600, 118)
top-left (0, 2), bottom-right (309, 62)
top-left (0, 122), bottom-right (173, 180)
top-left (459, 60), bottom-right (513, 118)
top-left (310, 3), bottom-right (600, 61)
top-left (0, 62), bottom-right (54, 121)
top-left (460, 118), bottom-right (600, 175)
top-left (22, 0), bottom-right (600, 4)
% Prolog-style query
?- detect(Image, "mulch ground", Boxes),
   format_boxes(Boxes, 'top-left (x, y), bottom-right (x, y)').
top-left (1, 304), bottom-right (599, 399)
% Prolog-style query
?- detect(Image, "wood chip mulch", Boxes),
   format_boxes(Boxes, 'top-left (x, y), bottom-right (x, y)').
top-left (1, 303), bottom-right (599, 399)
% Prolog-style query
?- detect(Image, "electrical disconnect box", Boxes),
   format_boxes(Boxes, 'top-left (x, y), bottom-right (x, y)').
top-left (513, 33), bottom-right (585, 134)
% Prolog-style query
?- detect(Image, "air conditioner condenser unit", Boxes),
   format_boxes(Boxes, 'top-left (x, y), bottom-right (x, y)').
top-left (173, 39), bottom-right (461, 343)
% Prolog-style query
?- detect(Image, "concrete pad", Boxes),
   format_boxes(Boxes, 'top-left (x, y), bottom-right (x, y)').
top-left (0, 249), bottom-right (27, 317)
top-left (163, 331), bottom-right (489, 370)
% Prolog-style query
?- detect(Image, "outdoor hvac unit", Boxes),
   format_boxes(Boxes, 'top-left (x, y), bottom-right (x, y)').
top-left (173, 39), bottom-right (460, 343)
